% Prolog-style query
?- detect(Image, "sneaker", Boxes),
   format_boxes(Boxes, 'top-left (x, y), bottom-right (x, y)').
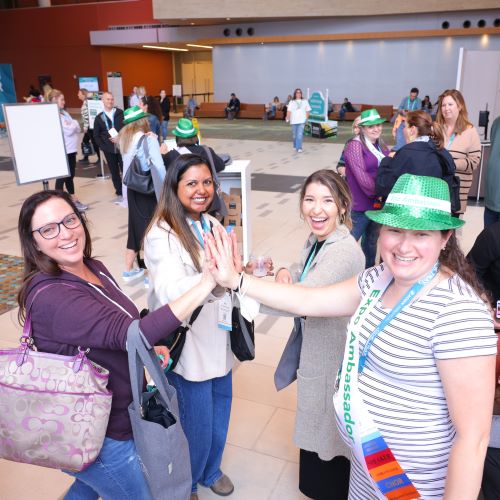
top-left (122, 268), bottom-right (145, 282)
top-left (113, 196), bottom-right (124, 205)
top-left (297, 148), bottom-right (303, 153)
top-left (210, 474), bottom-right (234, 496)
top-left (74, 200), bottom-right (88, 212)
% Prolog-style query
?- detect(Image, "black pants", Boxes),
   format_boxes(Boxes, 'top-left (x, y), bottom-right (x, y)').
top-left (482, 447), bottom-right (500, 500)
top-left (103, 150), bottom-right (123, 196)
top-left (55, 152), bottom-right (76, 195)
top-left (299, 449), bottom-right (350, 500)
top-left (82, 129), bottom-right (100, 161)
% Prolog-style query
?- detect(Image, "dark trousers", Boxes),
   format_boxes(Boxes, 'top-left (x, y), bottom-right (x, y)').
top-left (482, 447), bottom-right (500, 500)
top-left (299, 449), bottom-right (350, 500)
top-left (55, 152), bottom-right (76, 195)
top-left (82, 129), bottom-right (101, 161)
top-left (103, 150), bottom-right (123, 196)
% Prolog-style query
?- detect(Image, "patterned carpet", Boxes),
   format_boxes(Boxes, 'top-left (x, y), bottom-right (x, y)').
top-left (0, 254), bottom-right (23, 314)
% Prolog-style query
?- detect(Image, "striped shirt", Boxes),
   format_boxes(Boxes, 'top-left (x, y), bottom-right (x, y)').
top-left (344, 265), bottom-right (496, 499)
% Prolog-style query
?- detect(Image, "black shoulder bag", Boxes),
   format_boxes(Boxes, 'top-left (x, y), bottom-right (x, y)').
top-left (123, 135), bottom-right (155, 195)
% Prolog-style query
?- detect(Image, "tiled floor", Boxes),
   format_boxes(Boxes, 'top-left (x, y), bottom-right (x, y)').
top-left (0, 129), bottom-right (486, 499)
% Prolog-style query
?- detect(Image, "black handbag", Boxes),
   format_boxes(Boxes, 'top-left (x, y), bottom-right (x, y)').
top-left (156, 306), bottom-right (203, 371)
top-left (230, 305), bottom-right (255, 362)
top-left (123, 135), bottom-right (155, 195)
top-left (81, 139), bottom-right (94, 156)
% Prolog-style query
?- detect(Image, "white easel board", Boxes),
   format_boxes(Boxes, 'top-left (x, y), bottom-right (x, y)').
top-left (3, 103), bottom-right (69, 185)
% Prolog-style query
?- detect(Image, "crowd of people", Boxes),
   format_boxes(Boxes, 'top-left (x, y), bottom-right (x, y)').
top-left (13, 82), bottom-right (500, 500)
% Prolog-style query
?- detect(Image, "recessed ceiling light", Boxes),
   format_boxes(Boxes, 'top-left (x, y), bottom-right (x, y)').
top-left (190, 22), bottom-right (195, 25)
top-left (226, 17), bottom-right (231, 21)
top-left (142, 45), bottom-right (188, 52)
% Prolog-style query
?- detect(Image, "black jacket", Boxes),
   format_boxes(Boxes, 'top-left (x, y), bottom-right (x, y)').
top-left (163, 144), bottom-right (225, 173)
top-left (160, 97), bottom-right (170, 121)
top-left (93, 108), bottom-right (124, 153)
top-left (376, 140), bottom-right (455, 199)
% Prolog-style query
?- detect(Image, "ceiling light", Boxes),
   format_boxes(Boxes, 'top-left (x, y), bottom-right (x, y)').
top-left (142, 45), bottom-right (188, 52)
top-left (226, 18), bottom-right (231, 20)
top-left (187, 44), bottom-right (213, 49)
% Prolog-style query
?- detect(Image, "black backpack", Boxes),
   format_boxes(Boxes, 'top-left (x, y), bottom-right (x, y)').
top-left (436, 150), bottom-right (461, 214)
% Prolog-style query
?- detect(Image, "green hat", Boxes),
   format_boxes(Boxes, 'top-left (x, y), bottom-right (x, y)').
top-left (123, 105), bottom-right (149, 125)
top-left (358, 108), bottom-right (386, 126)
top-left (172, 118), bottom-right (198, 138)
top-left (366, 174), bottom-right (464, 230)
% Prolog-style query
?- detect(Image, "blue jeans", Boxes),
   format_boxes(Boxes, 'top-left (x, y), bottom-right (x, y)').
top-left (393, 121), bottom-right (406, 151)
top-left (351, 210), bottom-right (379, 268)
top-left (484, 207), bottom-right (500, 228)
top-left (161, 120), bottom-right (168, 140)
top-left (63, 437), bottom-right (152, 500)
top-left (292, 123), bottom-right (305, 150)
top-left (167, 370), bottom-right (232, 493)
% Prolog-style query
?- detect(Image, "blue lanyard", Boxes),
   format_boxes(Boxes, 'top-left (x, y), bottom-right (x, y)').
top-left (358, 262), bottom-right (439, 374)
top-left (300, 242), bottom-right (317, 282)
top-left (103, 109), bottom-right (115, 131)
top-left (446, 132), bottom-right (456, 150)
top-left (190, 215), bottom-right (210, 247)
top-left (407, 98), bottom-right (417, 111)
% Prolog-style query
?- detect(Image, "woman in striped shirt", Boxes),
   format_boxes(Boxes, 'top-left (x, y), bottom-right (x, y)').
top-left (207, 174), bottom-right (496, 500)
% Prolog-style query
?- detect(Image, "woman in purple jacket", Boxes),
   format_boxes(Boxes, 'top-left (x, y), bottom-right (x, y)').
top-left (17, 189), bottom-right (215, 500)
top-left (343, 108), bottom-right (389, 268)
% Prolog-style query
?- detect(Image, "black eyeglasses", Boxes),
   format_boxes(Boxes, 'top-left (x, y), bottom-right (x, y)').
top-left (32, 213), bottom-right (82, 240)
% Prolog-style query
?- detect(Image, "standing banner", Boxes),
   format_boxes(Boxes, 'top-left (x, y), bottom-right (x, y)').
top-left (0, 64), bottom-right (17, 124)
top-left (87, 99), bottom-right (104, 129)
top-left (307, 89), bottom-right (337, 139)
top-left (107, 72), bottom-right (123, 109)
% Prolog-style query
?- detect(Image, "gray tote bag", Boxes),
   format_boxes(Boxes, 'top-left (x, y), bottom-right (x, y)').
top-left (127, 322), bottom-right (192, 500)
top-left (274, 317), bottom-right (303, 391)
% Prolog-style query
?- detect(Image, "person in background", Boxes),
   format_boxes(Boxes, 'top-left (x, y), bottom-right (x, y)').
top-left (162, 118), bottom-right (225, 174)
top-left (225, 93), bottom-right (240, 120)
top-left (393, 87), bottom-right (421, 152)
top-left (483, 115), bottom-right (500, 227)
top-left (77, 88), bottom-right (100, 165)
top-left (185, 95), bottom-right (198, 118)
top-left (467, 221), bottom-right (500, 500)
top-left (343, 108), bottom-right (389, 268)
top-left (264, 96), bottom-right (281, 120)
top-left (435, 89), bottom-right (481, 215)
top-left (338, 98), bottom-right (356, 121)
top-left (118, 105), bottom-right (166, 283)
top-left (129, 86), bottom-right (139, 107)
top-left (17, 189), bottom-right (216, 500)
top-left (376, 110), bottom-right (456, 203)
top-left (206, 173), bottom-right (496, 500)
top-left (421, 95), bottom-right (433, 114)
top-left (270, 170), bottom-right (364, 500)
top-left (336, 115), bottom-right (361, 178)
top-left (23, 84), bottom-right (43, 103)
top-left (282, 94), bottom-right (293, 121)
top-left (48, 89), bottom-right (88, 212)
top-left (286, 88), bottom-right (311, 153)
top-left (144, 154), bottom-right (236, 499)
top-left (42, 83), bottom-right (53, 103)
top-left (139, 96), bottom-right (162, 141)
top-left (159, 90), bottom-right (170, 141)
top-left (93, 92), bottom-right (124, 204)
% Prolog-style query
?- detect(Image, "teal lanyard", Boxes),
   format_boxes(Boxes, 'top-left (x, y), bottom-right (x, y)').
top-left (190, 215), bottom-right (210, 247)
top-left (358, 262), bottom-right (439, 374)
top-left (446, 132), bottom-right (456, 150)
top-left (300, 242), bottom-right (318, 282)
top-left (407, 98), bottom-right (417, 111)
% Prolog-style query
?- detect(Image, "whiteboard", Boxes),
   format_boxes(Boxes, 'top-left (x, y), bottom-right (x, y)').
top-left (3, 103), bottom-right (69, 185)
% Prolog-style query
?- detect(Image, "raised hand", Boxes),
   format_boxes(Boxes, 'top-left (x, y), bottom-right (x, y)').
top-left (204, 226), bottom-right (240, 289)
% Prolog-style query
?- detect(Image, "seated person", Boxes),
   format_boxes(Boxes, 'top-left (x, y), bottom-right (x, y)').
top-left (339, 98), bottom-right (356, 120)
top-left (185, 95), bottom-right (197, 118)
top-left (225, 93), bottom-right (240, 120)
top-left (264, 96), bottom-right (281, 120)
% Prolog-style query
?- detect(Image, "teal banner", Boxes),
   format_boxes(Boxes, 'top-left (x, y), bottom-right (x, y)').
top-left (308, 91), bottom-right (326, 120)
top-left (0, 64), bottom-right (17, 123)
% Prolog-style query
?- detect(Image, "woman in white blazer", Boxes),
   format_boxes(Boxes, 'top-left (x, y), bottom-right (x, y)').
top-left (144, 153), bottom-right (235, 500)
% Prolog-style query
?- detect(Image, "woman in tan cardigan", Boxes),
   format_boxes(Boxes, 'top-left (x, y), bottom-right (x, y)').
top-left (435, 89), bottom-right (481, 214)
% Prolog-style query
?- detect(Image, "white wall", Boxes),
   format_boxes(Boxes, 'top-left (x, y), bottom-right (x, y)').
top-left (213, 35), bottom-right (500, 106)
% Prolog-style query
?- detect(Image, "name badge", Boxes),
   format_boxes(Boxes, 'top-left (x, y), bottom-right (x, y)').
top-left (108, 127), bottom-right (119, 138)
top-left (218, 291), bottom-right (232, 331)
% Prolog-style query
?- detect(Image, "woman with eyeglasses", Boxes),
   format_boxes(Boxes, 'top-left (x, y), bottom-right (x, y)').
top-left (286, 88), bottom-right (311, 153)
top-left (17, 189), bottom-right (215, 499)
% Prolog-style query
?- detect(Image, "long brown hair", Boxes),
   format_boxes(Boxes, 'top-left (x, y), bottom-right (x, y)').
top-left (435, 89), bottom-right (473, 135)
top-left (146, 154), bottom-right (217, 272)
top-left (406, 110), bottom-right (446, 149)
top-left (17, 190), bottom-right (93, 323)
top-left (440, 231), bottom-right (489, 301)
top-left (118, 116), bottom-right (150, 154)
top-left (299, 170), bottom-right (353, 230)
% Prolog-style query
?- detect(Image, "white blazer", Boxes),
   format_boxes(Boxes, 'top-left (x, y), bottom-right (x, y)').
top-left (144, 214), bottom-right (234, 381)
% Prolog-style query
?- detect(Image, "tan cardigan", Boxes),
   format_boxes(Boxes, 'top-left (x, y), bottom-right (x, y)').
top-left (448, 126), bottom-right (481, 213)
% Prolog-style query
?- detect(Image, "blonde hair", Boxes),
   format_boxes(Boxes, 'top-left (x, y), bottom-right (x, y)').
top-left (48, 89), bottom-right (62, 103)
top-left (118, 117), bottom-right (150, 153)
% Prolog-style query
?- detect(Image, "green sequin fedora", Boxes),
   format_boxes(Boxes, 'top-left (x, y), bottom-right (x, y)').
top-left (123, 105), bottom-right (149, 125)
top-left (172, 118), bottom-right (198, 138)
top-left (366, 174), bottom-right (464, 230)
